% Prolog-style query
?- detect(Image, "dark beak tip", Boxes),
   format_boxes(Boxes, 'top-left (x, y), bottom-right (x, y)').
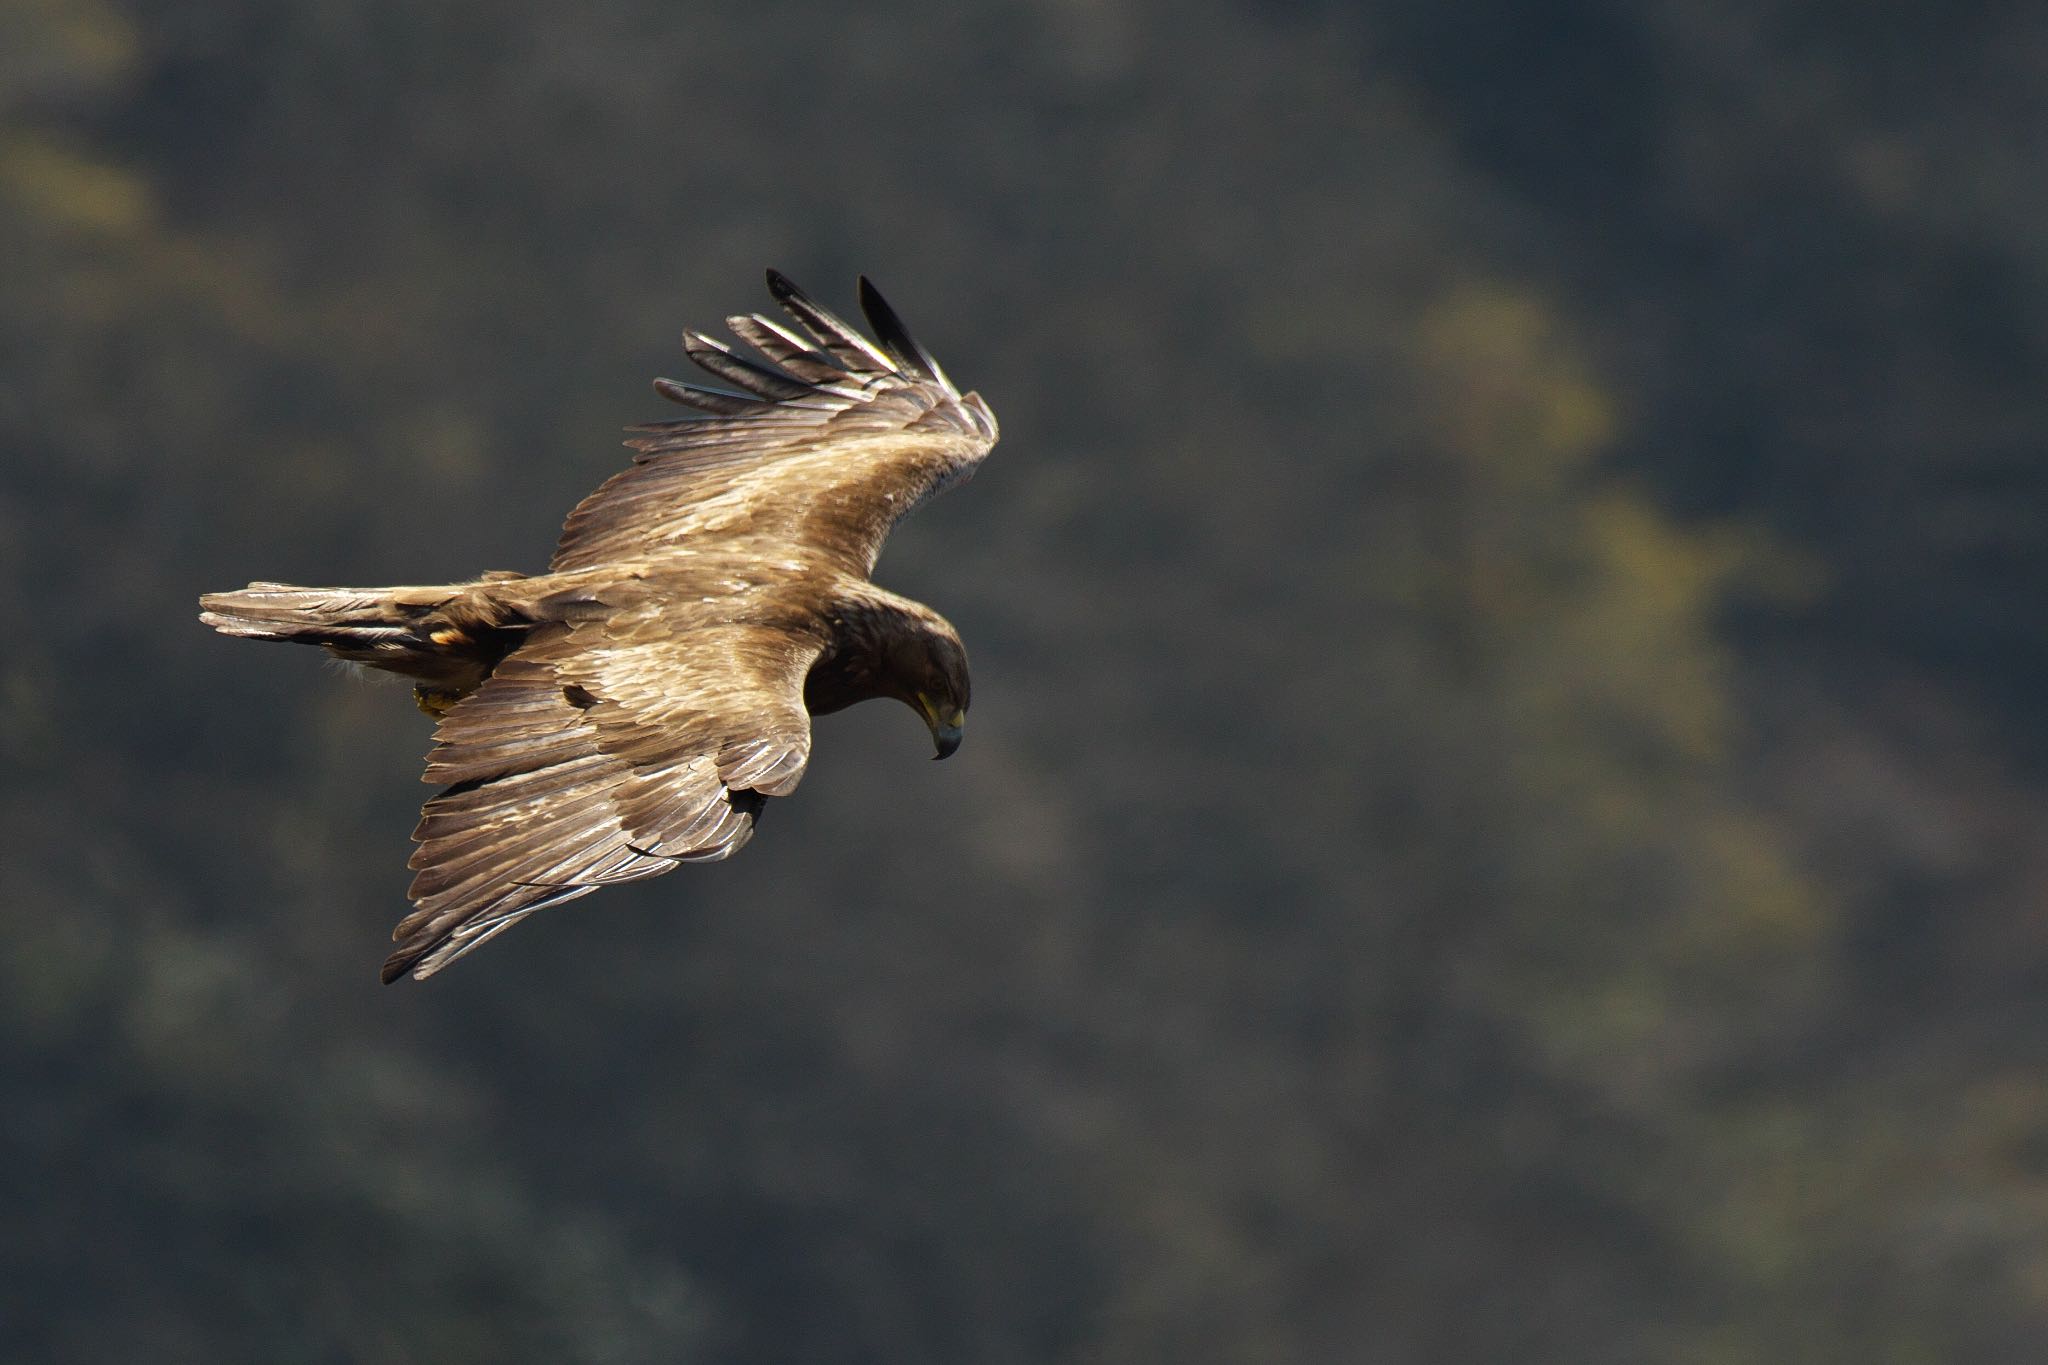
top-left (932, 728), bottom-right (963, 761)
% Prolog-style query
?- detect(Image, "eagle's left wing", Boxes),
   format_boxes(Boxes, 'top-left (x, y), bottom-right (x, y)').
top-left (385, 616), bottom-right (820, 982)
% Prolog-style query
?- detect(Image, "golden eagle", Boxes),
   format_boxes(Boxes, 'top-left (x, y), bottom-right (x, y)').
top-left (201, 272), bottom-right (998, 982)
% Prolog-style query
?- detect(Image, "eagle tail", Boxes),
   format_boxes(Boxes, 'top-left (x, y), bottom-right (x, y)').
top-left (198, 576), bottom-right (529, 690)
top-left (199, 581), bottom-right (424, 644)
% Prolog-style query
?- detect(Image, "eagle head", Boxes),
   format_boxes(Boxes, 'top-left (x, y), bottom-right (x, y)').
top-left (901, 621), bottom-right (970, 760)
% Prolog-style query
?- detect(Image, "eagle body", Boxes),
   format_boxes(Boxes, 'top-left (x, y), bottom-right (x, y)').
top-left (201, 273), bottom-right (997, 982)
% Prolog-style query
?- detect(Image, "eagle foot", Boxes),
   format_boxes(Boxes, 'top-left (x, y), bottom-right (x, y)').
top-left (414, 687), bottom-right (461, 718)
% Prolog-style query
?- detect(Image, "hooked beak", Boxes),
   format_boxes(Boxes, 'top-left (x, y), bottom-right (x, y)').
top-left (919, 695), bottom-right (966, 760)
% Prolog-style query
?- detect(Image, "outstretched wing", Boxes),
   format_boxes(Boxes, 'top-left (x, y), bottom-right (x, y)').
top-left (551, 272), bottom-right (999, 577)
top-left (385, 617), bottom-right (820, 982)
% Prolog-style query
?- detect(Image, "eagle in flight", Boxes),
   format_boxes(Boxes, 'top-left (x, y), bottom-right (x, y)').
top-left (201, 272), bottom-right (998, 982)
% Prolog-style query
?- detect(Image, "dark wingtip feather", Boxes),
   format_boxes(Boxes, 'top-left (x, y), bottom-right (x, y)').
top-left (763, 271), bottom-right (893, 372)
top-left (857, 276), bottom-right (948, 387)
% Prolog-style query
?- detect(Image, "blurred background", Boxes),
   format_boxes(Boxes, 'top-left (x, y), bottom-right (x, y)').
top-left (6, 0), bottom-right (2048, 1360)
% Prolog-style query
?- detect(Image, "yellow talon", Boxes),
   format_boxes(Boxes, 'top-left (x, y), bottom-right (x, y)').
top-left (414, 687), bottom-right (460, 718)
top-left (429, 627), bottom-right (468, 646)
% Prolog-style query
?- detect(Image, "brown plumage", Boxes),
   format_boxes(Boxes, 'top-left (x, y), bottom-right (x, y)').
top-left (200, 272), bottom-right (997, 982)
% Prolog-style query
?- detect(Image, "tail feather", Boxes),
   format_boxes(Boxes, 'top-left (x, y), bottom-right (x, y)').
top-left (198, 584), bottom-right (421, 643)
top-left (198, 578), bottom-right (528, 689)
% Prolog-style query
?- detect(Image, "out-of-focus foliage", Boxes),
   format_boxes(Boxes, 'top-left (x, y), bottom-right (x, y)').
top-left (4, 1), bottom-right (2046, 1362)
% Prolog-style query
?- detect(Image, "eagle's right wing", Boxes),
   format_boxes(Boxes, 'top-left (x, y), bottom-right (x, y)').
top-left (550, 272), bottom-right (998, 578)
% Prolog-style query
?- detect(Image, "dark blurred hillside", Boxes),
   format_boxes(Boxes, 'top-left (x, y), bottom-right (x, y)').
top-left (1377, 0), bottom-right (2048, 737)
top-left (5, 2), bottom-right (2047, 1362)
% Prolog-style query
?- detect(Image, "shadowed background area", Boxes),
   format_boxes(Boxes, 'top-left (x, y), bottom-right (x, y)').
top-left (6, 1), bottom-right (2048, 1361)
